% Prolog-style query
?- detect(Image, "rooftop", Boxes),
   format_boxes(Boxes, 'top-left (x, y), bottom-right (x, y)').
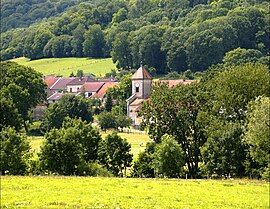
top-left (79, 82), bottom-right (105, 92)
top-left (132, 66), bottom-right (152, 80)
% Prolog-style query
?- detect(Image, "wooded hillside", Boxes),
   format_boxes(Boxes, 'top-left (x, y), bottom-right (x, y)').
top-left (1, 0), bottom-right (269, 74)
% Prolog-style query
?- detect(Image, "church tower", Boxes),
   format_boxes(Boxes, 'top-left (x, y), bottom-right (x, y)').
top-left (131, 65), bottom-right (152, 99)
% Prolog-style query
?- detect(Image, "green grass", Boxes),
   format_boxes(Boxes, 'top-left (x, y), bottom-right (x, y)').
top-left (1, 176), bottom-right (268, 209)
top-left (10, 57), bottom-right (116, 76)
top-left (28, 132), bottom-right (150, 159)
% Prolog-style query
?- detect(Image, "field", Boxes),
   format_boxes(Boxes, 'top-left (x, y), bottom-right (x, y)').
top-left (1, 176), bottom-right (268, 209)
top-left (28, 132), bottom-right (151, 159)
top-left (10, 57), bottom-right (116, 76)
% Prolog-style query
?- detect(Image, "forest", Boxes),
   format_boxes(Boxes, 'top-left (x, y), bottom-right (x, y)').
top-left (1, 0), bottom-right (269, 74)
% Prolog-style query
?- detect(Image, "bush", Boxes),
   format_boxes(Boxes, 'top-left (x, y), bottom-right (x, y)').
top-left (97, 111), bottom-right (117, 130)
top-left (131, 142), bottom-right (156, 178)
top-left (154, 135), bottom-right (185, 178)
top-left (98, 133), bottom-right (133, 176)
top-left (97, 111), bottom-right (131, 131)
top-left (0, 127), bottom-right (31, 175)
top-left (39, 118), bottom-right (101, 175)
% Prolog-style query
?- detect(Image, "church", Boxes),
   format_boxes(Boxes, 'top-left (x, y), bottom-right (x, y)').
top-left (126, 66), bottom-right (195, 126)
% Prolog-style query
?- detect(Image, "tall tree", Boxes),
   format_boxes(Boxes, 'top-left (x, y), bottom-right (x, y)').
top-left (111, 32), bottom-right (133, 69)
top-left (83, 24), bottom-right (105, 58)
top-left (205, 63), bottom-right (270, 120)
top-left (98, 133), bottom-right (133, 176)
top-left (141, 82), bottom-right (206, 178)
top-left (71, 24), bottom-right (86, 57)
top-left (0, 62), bottom-right (46, 131)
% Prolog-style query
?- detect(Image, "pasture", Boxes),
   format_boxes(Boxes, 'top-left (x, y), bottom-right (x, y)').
top-left (10, 57), bottom-right (116, 76)
top-left (1, 176), bottom-right (268, 209)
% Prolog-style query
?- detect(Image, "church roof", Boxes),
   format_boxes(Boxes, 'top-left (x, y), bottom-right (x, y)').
top-left (132, 66), bottom-right (152, 80)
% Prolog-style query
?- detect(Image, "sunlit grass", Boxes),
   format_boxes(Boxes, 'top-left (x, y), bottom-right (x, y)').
top-left (1, 176), bottom-right (268, 209)
top-left (10, 57), bottom-right (116, 76)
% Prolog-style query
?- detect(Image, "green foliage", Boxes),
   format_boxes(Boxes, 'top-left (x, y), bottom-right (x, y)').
top-left (205, 63), bottom-right (270, 120)
top-left (98, 112), bottom-right (118, 130)
top-left (154, 135), bottom-right (185, 178)
top-left (1, 0), bottom-right (269, 75)
top-left (97, 111), bottom-right (131, 131)
top-left (104, 93), bottom-right (113, 111)
top-left (76, 69), bottom-right (84, 77)
top-left (108, 74), bottom-right (132, 113)
top-left (0, 62), bottom-right (46, 131)
top-left (0, 127), bottom-right (31, 175)
top-left (41, 95), bottom-right (93, 132)
top-left (39, 118), bottom-right (102, 175)
top-left (98, 133), bottom-right (133, 176)
top-left (201, 119), bottom-right (246, 177)
top-left (83, 24), bottom-right (105, 58)
top-left (244, 96), bottom-right (270, 178)
top-left (223, 48), bottom-right (264, 66)
top-left (132, 142), bottom-right (156, 178)
top-left (141, 82), bottom-right (206, 178)
top-left (43, 35), bottom-right (73, 58)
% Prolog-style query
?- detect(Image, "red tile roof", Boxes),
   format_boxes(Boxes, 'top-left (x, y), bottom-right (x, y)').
top-left (79, 82), bottom-right (105, 92)
top-left (44, 75), bottom-right (59, 89)
top-left (132, 67), bottom-right (152, 80)
top-left (93, 82), bottom-right (119, 99)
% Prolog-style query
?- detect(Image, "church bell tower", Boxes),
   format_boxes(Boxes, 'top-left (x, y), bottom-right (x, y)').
top-left (131, 65), bottom-right (152, 99)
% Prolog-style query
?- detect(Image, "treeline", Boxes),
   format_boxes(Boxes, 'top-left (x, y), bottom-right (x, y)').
top-left (1, 0), bottom-right (269, 74)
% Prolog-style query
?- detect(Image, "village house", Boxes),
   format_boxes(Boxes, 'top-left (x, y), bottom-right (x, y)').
top-left (126, 66), bottom-right (196, 126)
top-left (44, 75), bottom-right (118, 104)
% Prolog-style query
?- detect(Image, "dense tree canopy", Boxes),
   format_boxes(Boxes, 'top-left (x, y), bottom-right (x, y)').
top-left (1, 0), bottom-right (269, 74)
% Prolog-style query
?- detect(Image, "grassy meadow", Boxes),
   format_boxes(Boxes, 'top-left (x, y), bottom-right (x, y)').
top-left (10, 57), bottom-right (116, 76)
top-left (1, 176), bottom-right (268, 209)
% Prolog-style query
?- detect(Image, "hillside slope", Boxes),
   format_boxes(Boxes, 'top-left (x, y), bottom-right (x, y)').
top-left (0, 0), bottom-right (82, 32)
top-left (1, 0), bottom-right (269, 74)
top-left (11, 57), bottom-right (116, 76)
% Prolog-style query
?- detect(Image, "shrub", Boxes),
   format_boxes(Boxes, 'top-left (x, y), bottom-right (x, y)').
top-left (0, 127), bottom-right (31, 175)
top-left (39, 118), bottom-right (101, 175)
top-left (97, 111), bottom-right (131, 131)
top-left (98, 133), bottom-right (133, 176)
top-left (131, 142), bottom-right (156, 178)
top-left (154, 135), bottom-right (185, 178)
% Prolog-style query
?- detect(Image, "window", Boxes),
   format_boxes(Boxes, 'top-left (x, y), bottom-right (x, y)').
top-left (88, 92), bottom-right (92, 97)
top-left (136, 87), bottom-right (139, 93)
top-left (69, 88), bottom-right (72, 92)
